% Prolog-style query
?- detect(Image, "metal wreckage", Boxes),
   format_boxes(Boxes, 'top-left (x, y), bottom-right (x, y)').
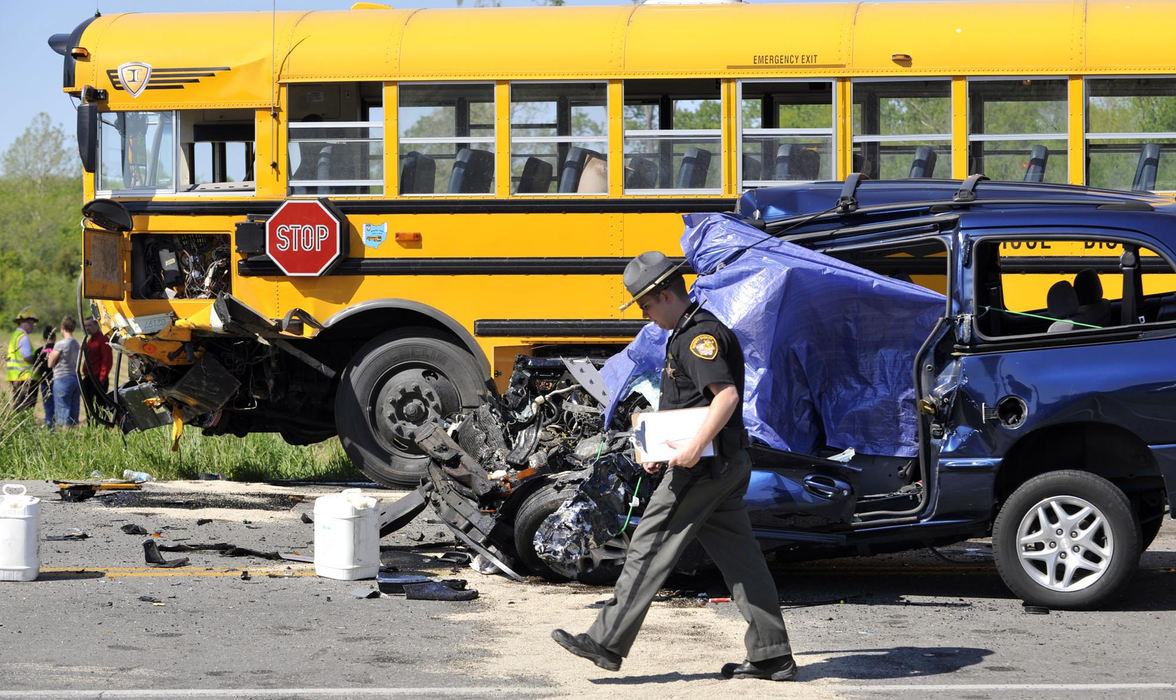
top-left (403, 355), bottom-right (652, 583)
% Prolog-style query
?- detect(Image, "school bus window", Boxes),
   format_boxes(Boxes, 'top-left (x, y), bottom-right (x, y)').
top-left (398, 83), bottom-right (495, 196)
top-left (97, 110), bottom-right (176, 193)
top-left (739, 80), bottom-right (834, 188)
top-left (623, 79), bottom-right (721, 192)
top-left (1086, 78), bottom-right (1176, 192)
top-left (510, 83), bottom-right (607, 195)
top-left (288, 82), bottom-right (384, 196)
top-left (852, 80), bottom-right (951, 180)
top-left (968, 79), bottom-right (1066, 184)
top-left (180, 111), bottom-right (255, 192)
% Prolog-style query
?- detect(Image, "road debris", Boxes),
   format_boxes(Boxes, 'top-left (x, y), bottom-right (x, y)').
top-left (45, 528), bottom-right (88, 541)
top-left (403, 579), bottom-right (478, 601)
top-left (55, 480), bottom-right (140, 502)
top-left (142, 539), bottom-right (189, 568)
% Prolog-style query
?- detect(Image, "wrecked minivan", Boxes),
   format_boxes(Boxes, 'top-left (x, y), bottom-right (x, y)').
top-left (409, 177), bottom-right (1176, 609)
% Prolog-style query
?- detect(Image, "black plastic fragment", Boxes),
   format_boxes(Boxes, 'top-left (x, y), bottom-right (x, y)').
top-left (142, 539), bottom-right (189, 568)
top-left (403, 580), bottom-right (478, 601)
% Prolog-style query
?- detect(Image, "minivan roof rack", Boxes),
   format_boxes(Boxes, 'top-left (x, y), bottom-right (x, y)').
top-left (759, 178), bottom-right (1156, 235)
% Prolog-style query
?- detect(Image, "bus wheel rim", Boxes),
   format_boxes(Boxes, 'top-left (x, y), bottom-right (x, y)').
top-left (373, 368), bottom-right (454, 449)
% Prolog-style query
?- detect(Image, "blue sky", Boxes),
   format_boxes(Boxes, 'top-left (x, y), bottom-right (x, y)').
top-left (0, 0), bottom-right (640, 160)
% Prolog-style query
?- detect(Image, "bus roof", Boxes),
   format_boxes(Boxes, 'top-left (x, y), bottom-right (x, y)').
top-left (61, 0), bottom-right (1176, 110)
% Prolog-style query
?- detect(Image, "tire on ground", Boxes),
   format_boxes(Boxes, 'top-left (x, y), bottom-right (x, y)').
top-left (992, 469), bottom-right (1140, 609)
top-left (335, 328), bottom-right (486, 487)
top-left (513, 482), bottom-right (623, 585)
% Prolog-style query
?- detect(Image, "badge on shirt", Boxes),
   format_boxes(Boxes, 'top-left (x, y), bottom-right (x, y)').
top-left (689, 333), bottom-right (718, 360)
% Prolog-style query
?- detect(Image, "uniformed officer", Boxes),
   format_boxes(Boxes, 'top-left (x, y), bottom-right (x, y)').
top-left (552, 251), bottom-right (797, 682)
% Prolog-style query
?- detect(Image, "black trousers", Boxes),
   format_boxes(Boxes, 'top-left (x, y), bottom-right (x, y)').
top-left (588, 450), bottom-right (792, 662)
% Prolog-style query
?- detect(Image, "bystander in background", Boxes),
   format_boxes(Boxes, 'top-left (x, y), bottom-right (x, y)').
top-left (82, 319), bottom-right (112, 394)
top-left (47, 316), bottom-right (81, 427)
top-left (33, 325), bottom-right (57, 427)
top-left (6, 306), bottom-right (39, 413)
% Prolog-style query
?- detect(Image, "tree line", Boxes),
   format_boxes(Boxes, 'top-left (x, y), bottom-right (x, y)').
top-left (0, 113), bottom-right (83, 330)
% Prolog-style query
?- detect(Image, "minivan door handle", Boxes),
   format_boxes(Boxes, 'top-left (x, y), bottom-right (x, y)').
top-left (803, 475), bottom-right (849, 500)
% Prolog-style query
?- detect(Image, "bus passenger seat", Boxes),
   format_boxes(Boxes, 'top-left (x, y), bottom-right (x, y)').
top-left (1023, 145), bottom-right (1048, 182)
top-left (577, 153), bottom-right (607, 193)
top-left (558, 147), bottom-right (602, 193)
top-left (1132, 143), bottom-right (1160, 192)
top-left (742, 154), bottom-right (762, 181)
top-left (1045, 280), bottom-right (1079, 333)
top-left (791, 148), bottom-right (820, 180)
top-left (909, 146), bottom-right (937, 178)
top-left (625, 157), bottom-right (658, 189)
top-left (400, 151), bottom-right (436, 194)
top-left (1073, 269), bottom-right (1111, 326)
top-left (676, 147), bottom-right (711, 188)
top-left (448, 148), bottom-right (494, 194)
top-left (774, 144), bottom-right (794, 180)
top-left (517, 156), bottom-right (553, 194)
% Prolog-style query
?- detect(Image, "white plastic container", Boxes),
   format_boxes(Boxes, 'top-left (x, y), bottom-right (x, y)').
top-left (313, 488), bottom-right (380, 580)
top-left (0, 484), bottom-right (41, 582)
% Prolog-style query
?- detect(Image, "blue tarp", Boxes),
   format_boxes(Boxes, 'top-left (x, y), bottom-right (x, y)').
top-left (601, 213), bottom-right (946, 457)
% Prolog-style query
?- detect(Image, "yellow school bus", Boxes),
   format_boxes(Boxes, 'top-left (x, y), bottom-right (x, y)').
top-left (51, 0), bottom-right (1176, 486)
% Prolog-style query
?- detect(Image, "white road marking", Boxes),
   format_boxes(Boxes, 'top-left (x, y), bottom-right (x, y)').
top-left (826, 683), bottom-right (1176, 692)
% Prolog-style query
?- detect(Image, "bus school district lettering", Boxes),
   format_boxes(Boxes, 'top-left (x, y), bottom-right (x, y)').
top-left (999, 241), bottom-right (1122, 250)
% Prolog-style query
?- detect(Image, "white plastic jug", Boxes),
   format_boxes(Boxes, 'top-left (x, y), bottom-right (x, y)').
top-left (313, 488), bottom-right (380, 580)
top-left (0, 484), bottom-right (41, 582)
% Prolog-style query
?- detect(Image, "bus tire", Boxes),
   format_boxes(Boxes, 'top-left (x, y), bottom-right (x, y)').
top-left (335, 328), bottom-right (485, 487)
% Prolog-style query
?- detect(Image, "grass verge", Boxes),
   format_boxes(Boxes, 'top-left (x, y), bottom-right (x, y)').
top-left (0, 398), bottom-right (364, 483)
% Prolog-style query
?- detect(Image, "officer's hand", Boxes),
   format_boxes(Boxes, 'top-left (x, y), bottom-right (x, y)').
top-left (666, 440), bottom-right (702, 469)
top-left (642, 462), bottom-right (664, 474)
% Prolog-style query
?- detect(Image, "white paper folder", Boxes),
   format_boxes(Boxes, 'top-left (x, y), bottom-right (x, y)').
top-left (630, 407), bottom-right (716, 463)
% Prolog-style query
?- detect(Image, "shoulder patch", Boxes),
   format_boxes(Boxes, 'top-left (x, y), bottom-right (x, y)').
top-left (689, 333), bottom-right (718, 360)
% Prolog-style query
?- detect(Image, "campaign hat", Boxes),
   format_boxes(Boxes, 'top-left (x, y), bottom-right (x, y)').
top-left (619, 251), bottom-right (679, 311)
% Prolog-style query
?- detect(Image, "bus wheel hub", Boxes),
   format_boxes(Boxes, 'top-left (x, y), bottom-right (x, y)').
top-left (376, 369), bottom-right (449, 444)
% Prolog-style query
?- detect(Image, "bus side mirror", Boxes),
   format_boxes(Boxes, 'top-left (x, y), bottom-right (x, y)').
top-left (77, 102), bottom-right (98, 173)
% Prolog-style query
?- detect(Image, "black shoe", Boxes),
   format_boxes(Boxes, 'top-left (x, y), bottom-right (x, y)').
top-left (551, 629), bottom-right (622, 671)
top-left (720, 655), bottom-right (797, 681)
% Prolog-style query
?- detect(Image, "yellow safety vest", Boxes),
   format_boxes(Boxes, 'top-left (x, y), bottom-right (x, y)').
top-left (6, 328), bottom-right (33, 382)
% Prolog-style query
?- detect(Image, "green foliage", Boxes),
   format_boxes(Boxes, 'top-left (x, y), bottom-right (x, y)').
top-left (0, 113), bottom-right (83, 327)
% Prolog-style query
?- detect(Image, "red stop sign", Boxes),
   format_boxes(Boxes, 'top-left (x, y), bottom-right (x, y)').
top-left (266, 200), bottom-right (345, 276)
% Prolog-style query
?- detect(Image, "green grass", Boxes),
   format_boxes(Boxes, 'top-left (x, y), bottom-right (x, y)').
top-left (0, 396), bottom-right (365, 483)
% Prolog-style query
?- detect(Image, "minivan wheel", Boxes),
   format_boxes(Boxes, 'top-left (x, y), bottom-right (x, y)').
top-left (993, 470), bottom-right (1139, 609)
top-left (513, 483), bottom-right (624, 585)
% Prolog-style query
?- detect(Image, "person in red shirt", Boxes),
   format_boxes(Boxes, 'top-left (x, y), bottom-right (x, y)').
top-left (81, 319), bottom-right (113, 393)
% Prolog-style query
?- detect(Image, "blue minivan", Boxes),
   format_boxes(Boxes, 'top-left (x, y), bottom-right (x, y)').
top-left (416, 177), bottom-right (1176, 610)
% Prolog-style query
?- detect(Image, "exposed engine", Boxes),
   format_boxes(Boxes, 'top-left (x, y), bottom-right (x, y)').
top-left (131, 234), bottom-right (231, 300)
top-left (411, 355), bottom-right (652, 581)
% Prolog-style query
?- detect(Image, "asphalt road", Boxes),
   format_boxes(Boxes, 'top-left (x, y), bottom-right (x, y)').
top-left (2, 478), bottom-right (1176, 699)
